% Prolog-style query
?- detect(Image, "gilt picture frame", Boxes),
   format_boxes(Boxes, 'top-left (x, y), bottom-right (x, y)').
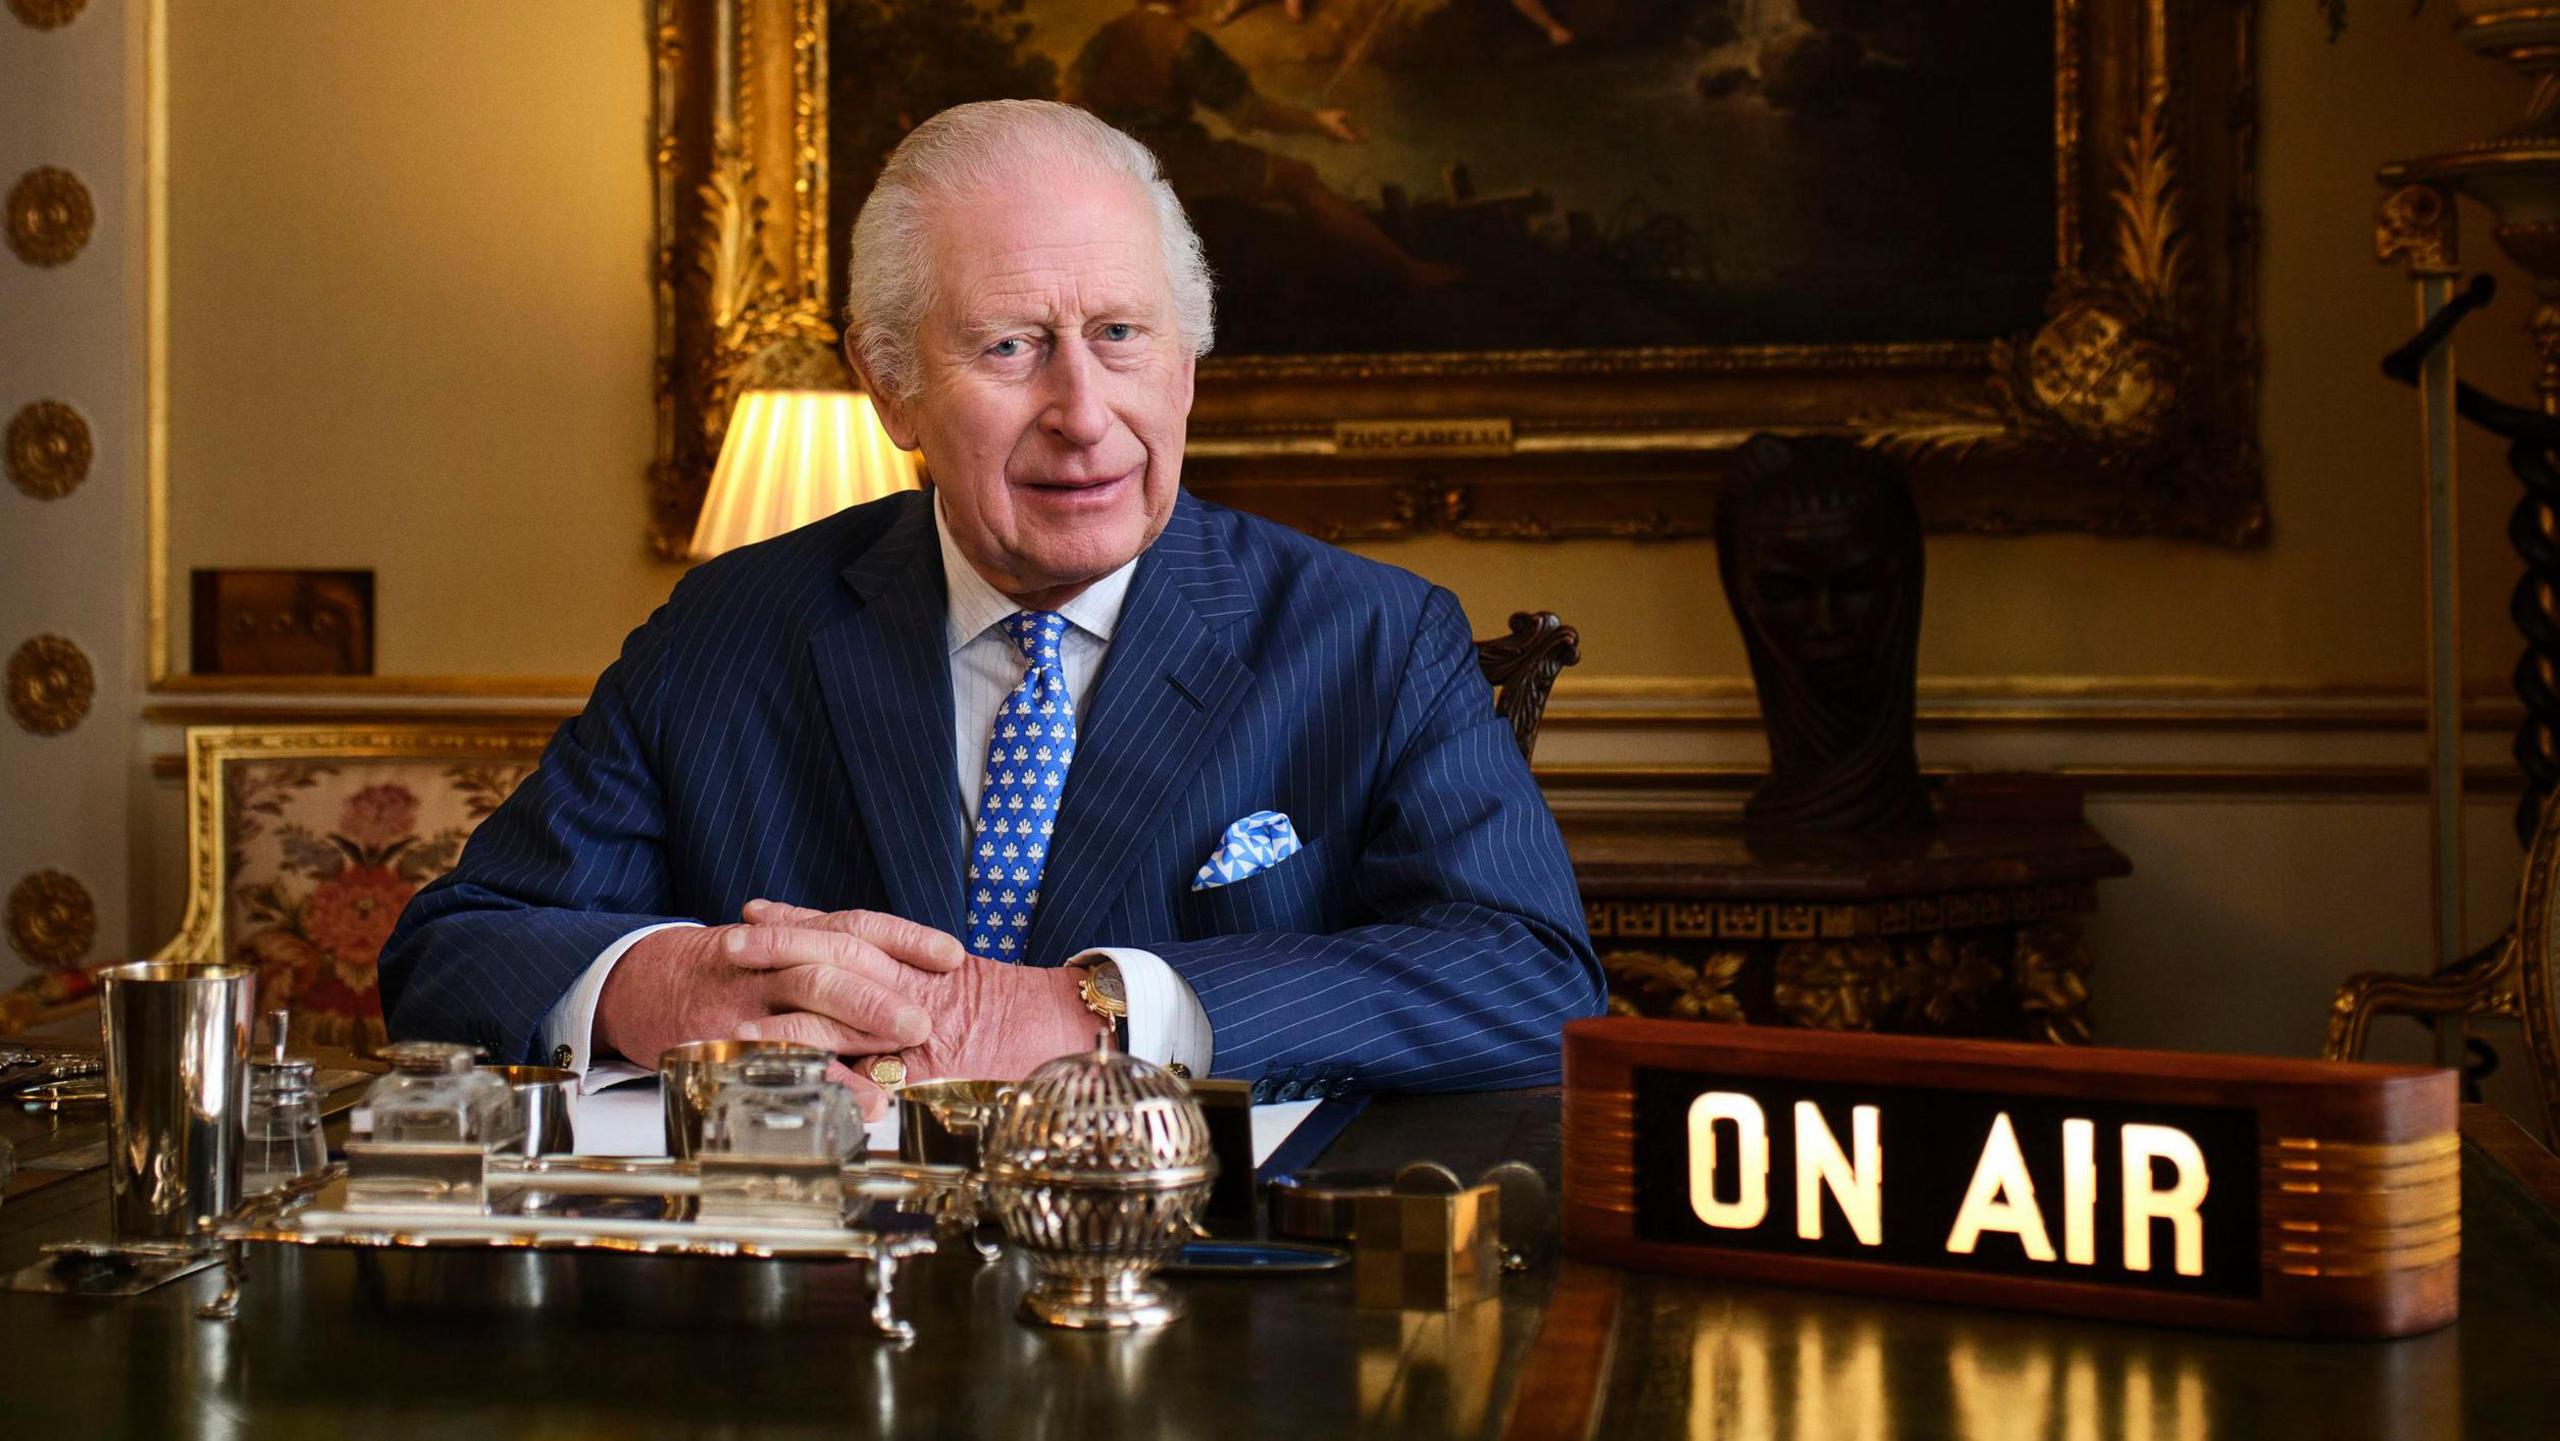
top-left (648, 0), bottom-right (2261, 556)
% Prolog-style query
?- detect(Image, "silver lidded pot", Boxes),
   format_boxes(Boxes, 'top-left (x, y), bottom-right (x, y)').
top-left (980, 1043), bottom-right (1217, 1329)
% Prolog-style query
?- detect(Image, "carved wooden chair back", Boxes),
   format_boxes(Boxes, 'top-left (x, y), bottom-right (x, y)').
top-left (154, 724), bottom-right (553, 1054)
top-left (2326, 788), bottom-right (2560, 1142)
top-left (1474, 611), bottom-right (1582, 765)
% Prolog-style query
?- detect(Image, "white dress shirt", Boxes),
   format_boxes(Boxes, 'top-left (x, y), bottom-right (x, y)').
top-left (540, 496), bottom-right (1215, 1092)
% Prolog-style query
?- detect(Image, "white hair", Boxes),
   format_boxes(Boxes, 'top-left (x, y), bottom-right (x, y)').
top-left (846, 100), bottom-right (1215, 401)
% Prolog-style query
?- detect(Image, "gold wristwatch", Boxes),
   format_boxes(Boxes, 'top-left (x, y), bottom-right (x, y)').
top-left (1074, 958), bottom-right (1130, 1051)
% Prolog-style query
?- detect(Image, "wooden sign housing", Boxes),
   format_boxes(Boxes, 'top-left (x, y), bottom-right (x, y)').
top-left (1562, 1019), bottom-right (2458, 1338)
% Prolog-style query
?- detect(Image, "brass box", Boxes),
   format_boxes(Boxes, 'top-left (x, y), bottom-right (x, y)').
top-left (1353, 1181), bottom-right (1502, 1311)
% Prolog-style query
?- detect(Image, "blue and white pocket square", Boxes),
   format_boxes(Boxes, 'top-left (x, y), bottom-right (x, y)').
top-left (1191, 810), bottom-right (1302, 891)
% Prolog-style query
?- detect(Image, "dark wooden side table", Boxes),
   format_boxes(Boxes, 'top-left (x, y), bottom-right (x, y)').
top-left (1561, 775), bottom-right (2132, 1043)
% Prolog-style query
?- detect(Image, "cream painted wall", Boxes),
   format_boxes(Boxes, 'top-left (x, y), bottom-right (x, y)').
top-left (152, 4), bottom-right (2550, 692)
top-left (162, 0), bottom-right (667, 678)
top-left (2, 0), bottom-right (141, 996)
top-left (2103, 788), bottom-right (2549, 1132)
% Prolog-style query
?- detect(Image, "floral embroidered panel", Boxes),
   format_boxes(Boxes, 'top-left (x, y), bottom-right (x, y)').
top-left (223, 759), bottom-right (532, 1053)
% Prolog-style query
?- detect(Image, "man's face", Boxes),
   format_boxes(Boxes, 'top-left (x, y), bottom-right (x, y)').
top-left (868, 169), bottom-right (1196, 607)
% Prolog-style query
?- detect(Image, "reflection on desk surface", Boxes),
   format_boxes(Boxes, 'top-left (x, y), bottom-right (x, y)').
top-left (0, 1090), bottom-right (2554, 1440)
top-left (1584, 1112), bottom-right (2560, 1441)
top-left (1610, 1280), bottom-right (2459, 1441)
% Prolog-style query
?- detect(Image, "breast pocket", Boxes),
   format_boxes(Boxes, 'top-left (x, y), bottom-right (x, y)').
top-left (1178, 838), bottom-right (1331, 940)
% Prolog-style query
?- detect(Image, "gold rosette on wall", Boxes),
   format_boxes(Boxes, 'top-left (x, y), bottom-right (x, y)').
top-left (7, 399), bottom-right (92, 500)
top-left (6, 166), bottom-right (95, 267)
top-left (6, 634), bottom-right (95, 735)
top-left (7, 870), bottom-right (95, 971)
top-left (5, 0), bottom-right (90, 32)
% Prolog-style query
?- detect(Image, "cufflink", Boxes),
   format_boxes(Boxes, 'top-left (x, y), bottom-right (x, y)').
top-left (1169, 1062), bottom-right (1192, 1080)
top-left (551, 1044), bottom-right (573, 1068)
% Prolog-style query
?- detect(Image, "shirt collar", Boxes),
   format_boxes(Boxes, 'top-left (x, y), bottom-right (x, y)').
top-left (933, 491), bottom-right (1138, 655)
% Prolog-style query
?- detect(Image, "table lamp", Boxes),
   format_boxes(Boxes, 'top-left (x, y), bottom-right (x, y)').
top-left (687, 389), bottom-right (920, 560)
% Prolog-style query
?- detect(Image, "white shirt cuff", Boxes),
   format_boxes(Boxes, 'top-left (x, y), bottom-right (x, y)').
top-left (540, 920), bottom-right (699, 1095)
top-left (1073, 946), bottom-right (1212, 1076)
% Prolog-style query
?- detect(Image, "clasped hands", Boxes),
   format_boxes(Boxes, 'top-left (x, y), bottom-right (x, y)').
top-left (594, 899), bottom-right (1105, 1118)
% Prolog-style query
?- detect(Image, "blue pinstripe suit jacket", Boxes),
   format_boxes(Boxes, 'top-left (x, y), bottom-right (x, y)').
top-left (380, 489), bottom-right (1603, 1093)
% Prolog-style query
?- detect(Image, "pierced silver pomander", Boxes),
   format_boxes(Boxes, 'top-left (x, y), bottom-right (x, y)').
top-left (980, 1043), bottom-right (1217, 1329)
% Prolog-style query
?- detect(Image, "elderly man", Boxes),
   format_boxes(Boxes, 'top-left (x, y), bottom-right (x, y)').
top-left (380, 100), bottom-right (1601, 1115)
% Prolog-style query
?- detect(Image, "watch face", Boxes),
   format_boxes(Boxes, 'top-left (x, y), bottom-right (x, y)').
top-left (1092, 967), bottom-right (1126, 1007)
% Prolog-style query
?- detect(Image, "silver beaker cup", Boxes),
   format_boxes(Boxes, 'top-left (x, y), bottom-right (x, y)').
top-left (101, 961), bottom-right (254, 1241)
top-left (487, 1064), bottom-right (578, 1157)
top-left (657, 1038), bottom-right (812, 1159)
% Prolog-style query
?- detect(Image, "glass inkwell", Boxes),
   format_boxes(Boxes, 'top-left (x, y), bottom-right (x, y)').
top-left (345, 1039), bottom-right (522, 1211)
top-left (365, 1040), bottom-right (519, 1145)
top-left (242, 1010), bottom-right (326, 1195)
top-left (697, 1045), bottom-right (865, 1228)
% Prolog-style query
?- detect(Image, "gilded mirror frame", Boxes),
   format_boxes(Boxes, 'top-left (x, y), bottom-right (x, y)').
top-left (649, 0), bottom-right (2262, 556)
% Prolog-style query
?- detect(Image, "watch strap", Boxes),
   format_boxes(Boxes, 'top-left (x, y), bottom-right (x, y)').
top-left (1074, 959), bottom-right (1132, 1052)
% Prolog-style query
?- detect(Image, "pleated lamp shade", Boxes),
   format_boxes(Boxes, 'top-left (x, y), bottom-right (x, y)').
top-left (688, 389), bottom-right (921, 560)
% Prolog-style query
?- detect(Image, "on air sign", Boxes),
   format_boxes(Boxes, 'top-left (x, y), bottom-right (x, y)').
top-left (1564, 1019), bottom-right (2457, 1338)
top-left (1636, 1073), bottom-right (2258, 1296)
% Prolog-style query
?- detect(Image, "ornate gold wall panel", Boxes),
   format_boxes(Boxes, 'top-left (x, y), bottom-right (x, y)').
top-left (5, 0), bottom-right (88, 31)
top-left (6, 633), bottom-right (94, 735)
top-left (6, 869), bottom-right (94, 970)
top-left (7, 399), bottom-right (92, 500)
top-left (6, 166), bottom-right (94, 267)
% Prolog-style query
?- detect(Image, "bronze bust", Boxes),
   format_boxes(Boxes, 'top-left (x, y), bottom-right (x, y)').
top-left (1715, 434), bottom-right (1931, 832)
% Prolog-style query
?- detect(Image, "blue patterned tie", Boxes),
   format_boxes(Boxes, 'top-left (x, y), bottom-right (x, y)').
top-left (965, 610), bottom-right (1075, 961)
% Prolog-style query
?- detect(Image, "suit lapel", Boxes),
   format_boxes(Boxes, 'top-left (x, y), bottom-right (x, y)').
top-left (1027, 496), bottom-right (1257, 963)
top-left (808, 496), bottom-right (967, 938)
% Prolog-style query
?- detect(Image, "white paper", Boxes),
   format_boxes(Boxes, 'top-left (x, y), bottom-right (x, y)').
top-left (571, 1080), bottom-right (669, 1156)
top-left (571, 1080), bottom-right (1324, 1168)
top-left (1250, 1098), bottom-right (1322, 1168)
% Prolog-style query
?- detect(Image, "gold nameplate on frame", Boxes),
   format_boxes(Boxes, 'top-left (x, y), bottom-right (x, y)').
top-left (1561, 1019), bottom-right (2459, 1339)
top-left (1332, 419), bottom-right (1514, 458)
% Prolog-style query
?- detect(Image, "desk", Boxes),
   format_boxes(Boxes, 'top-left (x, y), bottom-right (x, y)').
top-left (1, 1094), bottom-right (2553, 1437)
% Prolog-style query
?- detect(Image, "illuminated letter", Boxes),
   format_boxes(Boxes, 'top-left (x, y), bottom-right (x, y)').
top-left (2062, 1119), bottom-right (2097, 1266)
top-left (1945, 1112), bottom-right (2055, 1261)
top-left (2121, 1124), bottom-right (2209, 1276)
top-left (1687, 1091), bottom-right (1769, 1229)
top-left (1794, 1102), bottom-right (1883, 1246)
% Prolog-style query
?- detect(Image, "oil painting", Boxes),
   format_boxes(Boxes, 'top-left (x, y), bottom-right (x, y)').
top-left (824, 0), bottom-right (2057, 357)
top-left (652, 0), bottom-right (2260, 553)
